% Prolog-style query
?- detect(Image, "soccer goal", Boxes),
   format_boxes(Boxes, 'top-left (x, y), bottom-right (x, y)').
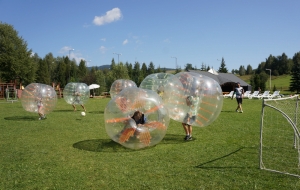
top-left (259, 95), bottom-right (300, 177)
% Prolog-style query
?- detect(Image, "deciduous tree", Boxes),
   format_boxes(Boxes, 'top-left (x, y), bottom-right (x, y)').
top-left (0, 22), bottom-right (36, 84)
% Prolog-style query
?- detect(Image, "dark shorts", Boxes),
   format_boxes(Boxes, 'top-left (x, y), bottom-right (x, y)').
top-left (183, 114), bottom-right (196, 125)
top-left (236, 97), bottom-right (243, 104)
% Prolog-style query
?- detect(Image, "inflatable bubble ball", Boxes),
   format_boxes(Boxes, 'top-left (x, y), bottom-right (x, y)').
top-left (21, 83), bottom-right (57, 114)
top-left (63, 83), bottom-right (90, 105)
top-left (105, 87), bottom-right (170, 150)
top-left (162, 72), bottom-right (223, 127)
top-left (139, 73), bottom-right (175, 97)
top-left (109, 79), bottom-right (137, 99)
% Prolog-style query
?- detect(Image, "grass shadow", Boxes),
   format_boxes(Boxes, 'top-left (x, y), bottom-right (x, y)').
top-left (53, 109), bottom-right (75, 112)
top-left (160, 134), bottom-right (195, 144)
top-left (4, 116), bottom-right (37, 121)
top-left (88, 111), bottom-right (104, 114)
top-left (221, 110), bottom-right (236, 113)
top-left (73, 134), bottom-right (188, 153)
top-left (195, 147), bottom-right (253, 169)
top-left (73, 139), bottom-right (154, 152)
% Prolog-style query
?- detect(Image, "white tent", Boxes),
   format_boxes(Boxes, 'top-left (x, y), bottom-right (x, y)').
top-left (208, 68), bottom-right (218, 75)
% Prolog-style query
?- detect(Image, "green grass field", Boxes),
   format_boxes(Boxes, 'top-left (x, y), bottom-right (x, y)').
top-left (1, 97), bottom-right (300, 189)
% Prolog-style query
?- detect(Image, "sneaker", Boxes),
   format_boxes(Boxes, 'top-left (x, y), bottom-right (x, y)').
top-left (39, 117), bottom-right (42, 120)
top-left (240, 111), bottom-right (243, 113)
top-left (42, 114), bottom-right (46, 119)
top-left (184, 135), bottom-right (190, 140)
top-left (236, 110), bottom-right (239, 113)
top-left (184, 135), bottom-right (192, 141)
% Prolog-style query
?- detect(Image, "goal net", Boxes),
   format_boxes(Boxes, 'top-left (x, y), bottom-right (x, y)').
top-left (260, 95), bottom-right (300, 177)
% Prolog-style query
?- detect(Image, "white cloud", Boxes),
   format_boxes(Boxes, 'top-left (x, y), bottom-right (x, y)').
top-left (59, 46), bottom-right (85, 63)
top-left (123, 39), bottom-right (128, 45)
top-left (93, 8), bottom-right (122, 26)
top-left (101, 38), bottom-right (106, 41)
top-left (59, 46), bottom-right (73, 54)
top-left (99, 46), bottom-right (108, 54)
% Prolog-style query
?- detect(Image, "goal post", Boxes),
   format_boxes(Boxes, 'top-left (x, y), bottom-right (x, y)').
top-left (259, 95), bottom-right (300, 177)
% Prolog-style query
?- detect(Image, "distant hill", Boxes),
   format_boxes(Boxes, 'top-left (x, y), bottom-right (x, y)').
top-left (87, 65), bottom-right (111, 70)
top-left (88, 65), bottom-right (174, 71)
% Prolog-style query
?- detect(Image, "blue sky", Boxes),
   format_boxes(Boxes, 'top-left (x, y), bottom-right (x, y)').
top-left (1, 0), bottom-right (299, 72)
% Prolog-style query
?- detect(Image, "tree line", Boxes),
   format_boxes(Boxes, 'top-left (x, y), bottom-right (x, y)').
top-left (1, 21), bottom-right (300, 94)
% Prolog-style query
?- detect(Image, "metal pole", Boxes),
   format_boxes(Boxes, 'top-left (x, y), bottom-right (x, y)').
top-left (171, 56), bottom-right (177, 68)
top-left (113, 53), bottom-right (122, 64)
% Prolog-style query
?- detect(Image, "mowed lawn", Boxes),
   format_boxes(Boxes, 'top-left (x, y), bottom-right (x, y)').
top-left (1, 97), bottom-right (300, 189)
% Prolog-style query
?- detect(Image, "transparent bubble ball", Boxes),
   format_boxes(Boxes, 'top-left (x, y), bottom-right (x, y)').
top-left (162, 72), bottom-right (223, 127)
top-left (109, 79), bottom-right (137, 99)
top-left (139, 73), bottom-right (175, 98)
top-left (63, 83), bottom-right (90, 105)
top-left (21, 83), bottom-right (57, 114)
top-left (105, 87), bottom-right (170, 150)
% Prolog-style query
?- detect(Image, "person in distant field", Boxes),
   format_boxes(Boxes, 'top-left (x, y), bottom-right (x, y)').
top-left (232, 82), bottom-right (244, 113)
top-left (258, 87), bottom-right (261, 94)
top-left (72, 91), bottom-right (86, 112)
top-left (182, 95), bottom-right (199, 141)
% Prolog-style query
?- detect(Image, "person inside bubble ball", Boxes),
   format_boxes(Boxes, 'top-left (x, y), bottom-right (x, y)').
top-left (132, 110), bottom-right (147, 125)
top-left (157, 85), bottom-right (164, 97)
top-left (72, 91), bottom-right (86, 112)
top-left (36, 94), bottom-right (46, 120)
top-left (182, 95), bottom-right (199, 141)
top-left (118, 110), bottom-right (148, 144)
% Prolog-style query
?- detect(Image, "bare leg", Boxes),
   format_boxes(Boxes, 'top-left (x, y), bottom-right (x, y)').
top-left (81, 104), bottom-right (86, 112)
top-left (187, 125), bottom-right (192, 137)
top-left (182, 123), bottom-right (189, 136)
top-left (72, 104), bottom-right (76, 111)
top-left (239, 103), bottom-right (243, 112)
top-left (38, 106), bottom-right (45, 119)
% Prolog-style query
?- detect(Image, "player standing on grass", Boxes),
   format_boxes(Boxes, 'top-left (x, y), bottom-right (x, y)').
top-left (232, 82), bottom-right (244, 113)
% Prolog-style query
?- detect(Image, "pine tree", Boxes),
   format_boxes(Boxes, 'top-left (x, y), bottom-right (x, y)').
top-left (218, 57), bottom-right (228, 73)
top-left (36, 59), bottom-right (50, 84)
top-left (132, 62), bottom-right (141, 85)
top-left (246, 64), bottom-right (253, 75)
top-left (289, 52), bottom-right (300, 93)
top-left (77, 59), bottom-right (88, 82)
top-left (147, 62), bottom-right (155, 75)
top-left (141, 63), bottom-right (147, 78)
top-left (239, 65), bottom-right (246, 76)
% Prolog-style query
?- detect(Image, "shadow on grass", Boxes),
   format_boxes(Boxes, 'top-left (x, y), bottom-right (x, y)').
top-left (221, 110), bottom-right (238, 113)
top-left (88, 110), bottom-right (104, 114)
top-left (195, 147), bottom-right (251, 169)
top-left (4, 116), bottom-right (37, 121)
top-left (160, 134), bottom-right (194, 144)
top-left (53, 109), bottom-right (75, 112)
top-left (73, 134), bottom-right (187, 152)
top-left (73, 139), bottom-right (146, 152)
top-left (53, 110), bottom-right (104, 114)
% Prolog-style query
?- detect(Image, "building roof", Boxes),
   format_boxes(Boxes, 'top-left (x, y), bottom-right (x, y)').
top-left (189, 70), bottom-right (251, 87)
